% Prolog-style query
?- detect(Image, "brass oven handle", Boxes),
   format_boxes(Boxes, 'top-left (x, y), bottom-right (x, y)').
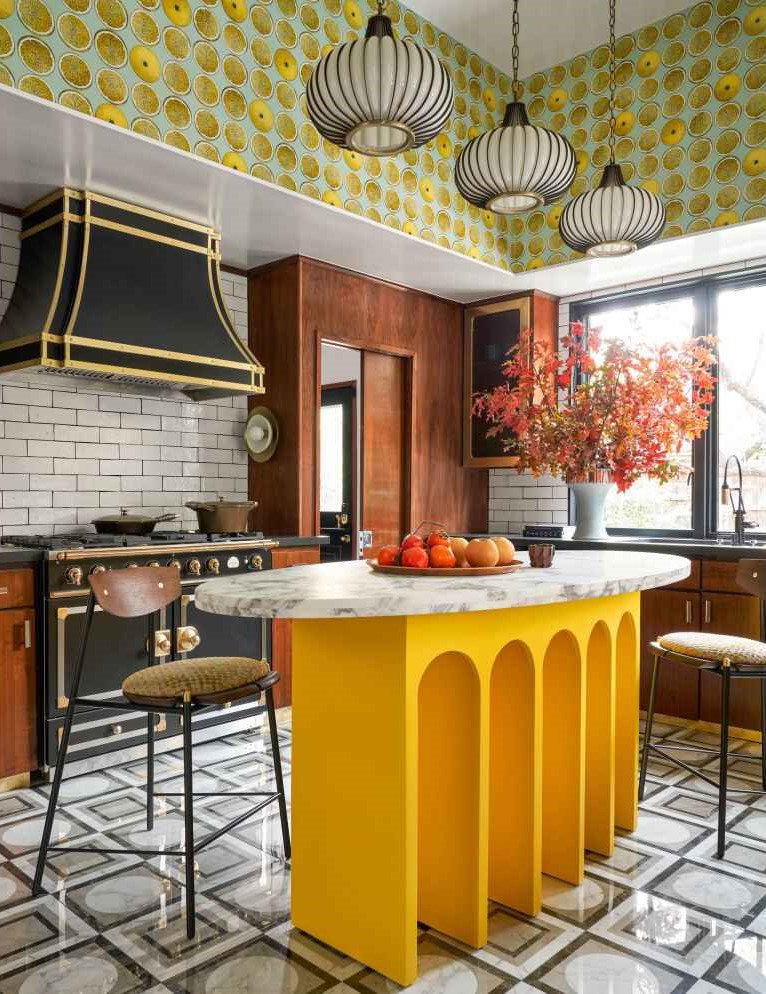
top-left (177, 625), bottom-right (201, 652)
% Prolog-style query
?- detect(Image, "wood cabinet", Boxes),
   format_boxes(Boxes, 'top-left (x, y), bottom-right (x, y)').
top-left (270, 546), bottom-right (321, 708)
top-left (640, 557), bottom-right (764, 731)
top-left (0, 568), bottom-right (37, 780)
top-left (463, 291), bottom-right (557, 467)
top-left (640, 588), bottom-right (700, 719)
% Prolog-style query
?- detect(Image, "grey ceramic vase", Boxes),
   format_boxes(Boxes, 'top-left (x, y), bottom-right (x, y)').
top-left (570, 481), bottom-right (614, 540)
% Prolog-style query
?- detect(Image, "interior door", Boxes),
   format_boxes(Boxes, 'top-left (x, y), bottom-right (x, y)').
top-left (361, 350), bottom-right (408, 557)
top-left (320, 384), bottom-right (356, 561)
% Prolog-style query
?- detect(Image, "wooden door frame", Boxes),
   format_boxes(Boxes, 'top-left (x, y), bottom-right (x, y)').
top-left (314, 332), bottom-right (415, 540)
top-left (320, 380), bottom-right (358, 558)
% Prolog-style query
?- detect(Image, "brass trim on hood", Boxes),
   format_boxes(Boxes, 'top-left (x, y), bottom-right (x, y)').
top-left (66, 335), bottom-right (258, 371)
top-left (63, 192), bottom-right (92, 366)
top-left (89, 215), bottom-right (216, 256)
top-left (20, 211), bottom-right (83, 240)
top-left (65, 359), bottom-right (259, 392)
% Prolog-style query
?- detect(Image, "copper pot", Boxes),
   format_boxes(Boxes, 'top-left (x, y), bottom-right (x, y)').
top-left (185, 496), bottom-right (258, 534)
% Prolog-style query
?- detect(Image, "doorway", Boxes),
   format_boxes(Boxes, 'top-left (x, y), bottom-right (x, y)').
top-left (320, 382), bottom-right (356, 561)
top-left (319, 342), bottom-right (411, 561)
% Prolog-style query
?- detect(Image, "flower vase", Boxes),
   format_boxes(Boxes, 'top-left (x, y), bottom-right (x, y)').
top-left (568, 475), bottom-right (614, 541)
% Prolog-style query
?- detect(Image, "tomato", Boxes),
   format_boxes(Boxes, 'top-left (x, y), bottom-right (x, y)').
top-left (401, 533), bottom-right (425, 551)
top-left (426, 531), bottom-right (450, 548)
top-left (401, 546), bottom-right (429, 569)
top-left (429, 544), bottom-right (456, 568)
top-left (378, 545), bottom-right (400, 566)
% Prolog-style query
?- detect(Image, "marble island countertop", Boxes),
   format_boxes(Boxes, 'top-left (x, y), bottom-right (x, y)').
top-left (195, 549), bottom-right (690, 620)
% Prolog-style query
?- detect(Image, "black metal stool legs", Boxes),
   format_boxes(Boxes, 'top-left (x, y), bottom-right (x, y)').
top-left (266, 687), bottom-right (291, 861)
top-left (33, 596), bottom-right (96, 895)
top-left (182, 691), bottom-right (196, 939)
top-left (718, 664), bottom-right (732, 859)
top-left (639, 655), bottom-right (660, 802)
top-left (146, 713), bottom-right (155, 831)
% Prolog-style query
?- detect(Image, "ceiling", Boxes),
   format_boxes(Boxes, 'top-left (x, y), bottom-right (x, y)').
top-left (405, 0), bottom-right (693, 78)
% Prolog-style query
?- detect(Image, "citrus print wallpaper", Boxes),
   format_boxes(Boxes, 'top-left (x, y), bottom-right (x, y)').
top-left (0, 0), bottom-right (764, 273)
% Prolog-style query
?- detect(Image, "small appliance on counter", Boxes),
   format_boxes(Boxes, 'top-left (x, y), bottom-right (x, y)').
top-left (1, 530), bottom-right (276, 777)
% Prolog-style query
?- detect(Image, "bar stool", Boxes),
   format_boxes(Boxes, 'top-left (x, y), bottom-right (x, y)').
top-left (639, 558), bottom-right (766, 858)
top-left (33, 566), bottom-right (290, 938)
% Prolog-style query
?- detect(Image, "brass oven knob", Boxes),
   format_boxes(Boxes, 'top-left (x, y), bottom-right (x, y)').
top-left (126, 563), bottom-right (139, 569)
top-left (89, 565), bottom-right (106, 576)
top-left (177, 625), bottom-right (201, 652)
top-left (249, 554), bottom-right (263, 570)
top-left (168, 559), bottom-right (182, 570)
top-left (206, 557), bottom-right (220, 575)
top-left (148, 560), bottom-right (161, 569)
top-left (187, 558), bottom-right (202, 576)
top-left (154, 630), bottom-right (172, 656)
top-left (64, 566), bottom-right (83, 586)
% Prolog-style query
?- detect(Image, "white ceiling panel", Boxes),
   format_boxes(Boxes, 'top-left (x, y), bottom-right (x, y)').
top-left (405, 0), bottom-right (693, 78)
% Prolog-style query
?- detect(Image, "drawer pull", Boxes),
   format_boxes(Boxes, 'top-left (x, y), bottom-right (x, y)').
top-left (24, 619), bottom-right (31, 650)
top-left (704, 599), bottom-right (711, 624)
top-left (685, 599), bottom-right (692, 624)
top-left (0, 586), bottom-right (8, 595)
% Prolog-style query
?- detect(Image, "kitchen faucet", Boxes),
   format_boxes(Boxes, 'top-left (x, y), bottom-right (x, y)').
top-left (721, 454), bottom-right (758, 544)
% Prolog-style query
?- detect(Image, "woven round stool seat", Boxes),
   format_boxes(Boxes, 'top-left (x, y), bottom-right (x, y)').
top-left (658, 631), bottom-right (766, 669)
top-left (123, 657), bottom-right (271, 705)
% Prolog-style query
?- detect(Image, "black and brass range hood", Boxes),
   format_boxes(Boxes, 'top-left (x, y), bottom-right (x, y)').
top-left (0, 189), bottom-right (264, 399)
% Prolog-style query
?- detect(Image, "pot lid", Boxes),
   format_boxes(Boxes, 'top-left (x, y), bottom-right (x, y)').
top-left (186, 497), bottom-right (258, 511)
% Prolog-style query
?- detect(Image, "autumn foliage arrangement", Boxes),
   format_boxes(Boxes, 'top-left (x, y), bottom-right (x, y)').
top-left (472, 322), bottom-right (717, 493)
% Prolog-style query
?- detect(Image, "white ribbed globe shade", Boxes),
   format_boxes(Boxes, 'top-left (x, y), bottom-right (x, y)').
top-left (306, 14), bottom-right (453, 156)
top-left (454, 102), bottom-right (577, 214)
top-left (559, 163), bottom-right (666, 256)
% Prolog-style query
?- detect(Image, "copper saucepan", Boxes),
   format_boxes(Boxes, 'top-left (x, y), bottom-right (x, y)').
top-left (185, 497), bottom-right (258, 534)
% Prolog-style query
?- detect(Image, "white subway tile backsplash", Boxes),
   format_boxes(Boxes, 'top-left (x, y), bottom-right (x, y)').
top-left (55, 424), bottom-right (99, 443)
top-left (0, 268), bottom-right (252, 535)
top-left (77, 475), bottom-right (121, 491)
top-left (99, 396), bottom-right (142, 414)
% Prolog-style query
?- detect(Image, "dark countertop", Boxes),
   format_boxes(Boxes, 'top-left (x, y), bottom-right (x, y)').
top-left (0, 546), bottom-right (43, 566)
top-left (471, 534), bottom-right (766, 562)
top-left (270, 535), bottom-right (329, 547)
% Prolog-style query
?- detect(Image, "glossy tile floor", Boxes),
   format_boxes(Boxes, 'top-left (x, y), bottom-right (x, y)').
top-left (3, 715), bottom-right (766, 993)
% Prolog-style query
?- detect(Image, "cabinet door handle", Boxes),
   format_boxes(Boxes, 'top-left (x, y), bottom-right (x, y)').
top-left (704, 599), bottom-right (711, 624)
top-left (24, 619), bottom-right (31, 649)
top-left (685, 599), bottom-right (692, 624)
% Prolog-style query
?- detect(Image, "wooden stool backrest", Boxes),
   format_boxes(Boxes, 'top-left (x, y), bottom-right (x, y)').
top-left (88, 566), bottom-right (181, 618)
top-left (737, 559), bottom-right (766, 600)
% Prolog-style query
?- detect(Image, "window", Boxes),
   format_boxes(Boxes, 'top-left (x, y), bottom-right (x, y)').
top-left (571, 271), bottom-right (766, 537)
top-left (716, 283), bottom-right (766, 535)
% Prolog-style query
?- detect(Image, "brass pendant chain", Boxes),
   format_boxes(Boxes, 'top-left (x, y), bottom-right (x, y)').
top-left (511, 0), bottom-right (520, 99)
top-left (608, 0), bottom-right (617, 164)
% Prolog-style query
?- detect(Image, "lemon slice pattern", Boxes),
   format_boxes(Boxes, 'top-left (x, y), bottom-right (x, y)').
top-left (0, 0), bottom-right (763, 272)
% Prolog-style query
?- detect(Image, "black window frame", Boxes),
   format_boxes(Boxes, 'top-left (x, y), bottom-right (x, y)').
top-left (569, 267), bottom-right (766, 540)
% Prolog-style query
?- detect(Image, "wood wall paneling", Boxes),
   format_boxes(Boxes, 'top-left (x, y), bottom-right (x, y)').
top-left (249, 258), bottom-right (489, 537)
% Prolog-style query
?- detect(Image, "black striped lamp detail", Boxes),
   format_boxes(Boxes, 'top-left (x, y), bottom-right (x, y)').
top-left (559, 163), bottom-right (667, 257)
top-left (305, 3), bottom-right (454, 157)
top-left (454, 101), bottom-right (577, 214)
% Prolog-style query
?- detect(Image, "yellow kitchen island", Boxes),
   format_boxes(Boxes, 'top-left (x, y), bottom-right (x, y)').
top-left (196, 549), bottom-right (688, 986)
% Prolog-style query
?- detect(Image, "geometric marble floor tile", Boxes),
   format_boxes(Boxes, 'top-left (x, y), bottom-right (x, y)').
top-left (4, 714), bottom-right (766, 992)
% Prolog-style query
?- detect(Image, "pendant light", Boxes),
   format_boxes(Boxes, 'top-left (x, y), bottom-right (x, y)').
top-left (305, 0), bottom-right (454, 157)
top-left (454, 0), bottom-right (577, 214)
top-left (559, 0), bottom-right (665, 256)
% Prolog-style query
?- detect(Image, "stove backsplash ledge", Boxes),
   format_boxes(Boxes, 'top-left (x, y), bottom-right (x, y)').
top-left (0, 213), bottom-right (251, 538)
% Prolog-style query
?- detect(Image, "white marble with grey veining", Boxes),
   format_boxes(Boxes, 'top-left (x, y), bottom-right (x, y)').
top-left (194, 550), bottom-right (689, 620)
